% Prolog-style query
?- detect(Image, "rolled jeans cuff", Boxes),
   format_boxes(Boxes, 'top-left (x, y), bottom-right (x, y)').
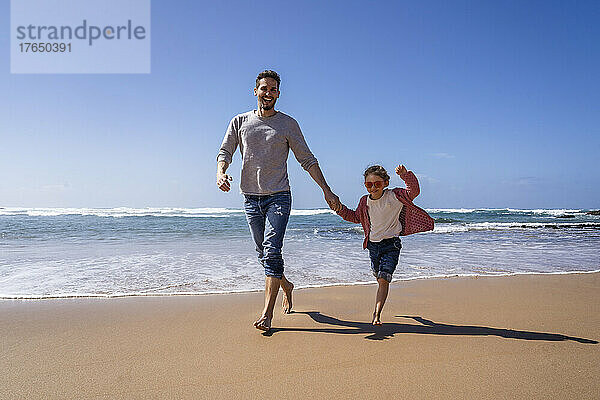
top-left (265, 271), bottom-right (283, 279)
top-left (376, 271), bottom-right (393, 283)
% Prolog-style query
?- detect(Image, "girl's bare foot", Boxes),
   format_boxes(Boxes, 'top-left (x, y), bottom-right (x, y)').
top-left (282, 281), bottom-right (294, 314)
top-left (372, 312), bottom-right (382, 326)
top-left (253, 315), bottom-right (272, 331)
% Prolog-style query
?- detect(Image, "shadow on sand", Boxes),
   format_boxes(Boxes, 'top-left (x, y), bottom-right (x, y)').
top-left (264, 311), bottom-right (597, 344)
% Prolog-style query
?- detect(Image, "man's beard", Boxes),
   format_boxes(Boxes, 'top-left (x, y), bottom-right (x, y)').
top-left (260, 99), bottom-right (275, 110)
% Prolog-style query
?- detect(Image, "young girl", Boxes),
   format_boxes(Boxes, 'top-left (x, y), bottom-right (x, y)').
top-left (336, 164), bottom-right (434, 325)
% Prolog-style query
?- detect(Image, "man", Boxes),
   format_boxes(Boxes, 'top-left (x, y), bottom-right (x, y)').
top-left (216, 70), bottom-right (341, 332)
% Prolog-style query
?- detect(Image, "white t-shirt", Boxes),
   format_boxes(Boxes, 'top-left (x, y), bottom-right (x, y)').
top-left (366, 189), bottom-right (404, 242)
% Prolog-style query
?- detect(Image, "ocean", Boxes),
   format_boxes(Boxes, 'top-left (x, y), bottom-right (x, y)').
top-left (1, 207), bottom-right (599, 299)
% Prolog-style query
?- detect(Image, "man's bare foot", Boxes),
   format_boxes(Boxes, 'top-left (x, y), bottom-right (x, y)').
top-left (253, 315), bottom-right (272, 332)
top-left (372, 312), bottom-right (382, 326)
top-left (282, 281), bottom-right (294, 314)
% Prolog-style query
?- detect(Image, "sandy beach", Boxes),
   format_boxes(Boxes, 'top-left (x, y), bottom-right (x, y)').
top-left (1, 272), bottom-right (599, 399)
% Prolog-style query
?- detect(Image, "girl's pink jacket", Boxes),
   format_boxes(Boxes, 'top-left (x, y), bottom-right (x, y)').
top-left (336, 171), bottom-right (435, 249)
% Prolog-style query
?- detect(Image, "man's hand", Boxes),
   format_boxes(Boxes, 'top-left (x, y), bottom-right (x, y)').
top-left (395, 165), bottom-right (407, 176)
top-left (324, 189), bottom-right (342, 212)
top-left (216, 173), bottom-right (233, 192)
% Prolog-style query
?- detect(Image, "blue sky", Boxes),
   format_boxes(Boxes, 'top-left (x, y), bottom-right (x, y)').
top-left (1, 0), bottom-right (599, 209)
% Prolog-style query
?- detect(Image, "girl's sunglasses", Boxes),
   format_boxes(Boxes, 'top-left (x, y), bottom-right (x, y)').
top-left (364, 181), bottom-right (385, 189)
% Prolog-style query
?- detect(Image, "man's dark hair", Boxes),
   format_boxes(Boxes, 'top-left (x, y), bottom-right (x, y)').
top-left (364, 165), bottom-right (390, 181)
top-left (256, 70), bottom-right (281, 89)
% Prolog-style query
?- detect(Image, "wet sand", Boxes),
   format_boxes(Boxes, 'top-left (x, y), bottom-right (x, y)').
top-left (1, 273), bottom-right (599, 399)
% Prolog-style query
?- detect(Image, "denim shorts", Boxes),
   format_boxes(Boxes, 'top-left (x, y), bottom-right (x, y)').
top-left (366, 237), bottom-right (401, 283)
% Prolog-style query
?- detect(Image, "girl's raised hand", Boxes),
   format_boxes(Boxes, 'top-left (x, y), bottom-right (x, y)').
top-left (395, 165), bottom-right (407, 176)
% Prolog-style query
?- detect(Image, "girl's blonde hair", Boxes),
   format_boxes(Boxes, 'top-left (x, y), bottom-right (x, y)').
top-left (364, 165), bottom-right (390, 181)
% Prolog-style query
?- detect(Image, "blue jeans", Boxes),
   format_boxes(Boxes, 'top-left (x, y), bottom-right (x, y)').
top-left (244, 191), bottom-right (292, 278)
top-left (366, 237), bottom-right (401, 282)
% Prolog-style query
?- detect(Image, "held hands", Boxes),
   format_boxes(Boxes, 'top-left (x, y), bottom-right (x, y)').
top-left (395, 165), bottom-right (407, 176)
top-left (324, 189), bottom-right (342, 212)
top-left (216, 173), bottom-right (233, 192)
